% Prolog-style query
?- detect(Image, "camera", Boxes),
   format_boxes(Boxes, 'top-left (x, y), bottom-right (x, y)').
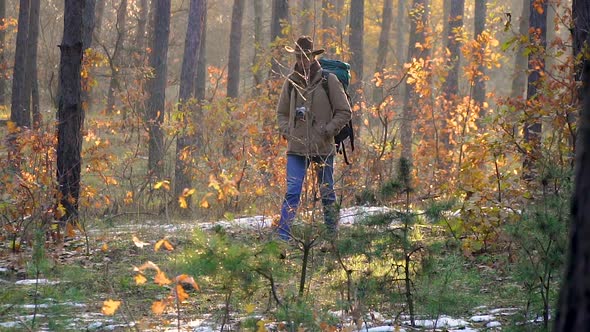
top-left (295, 106), bottom-right (307, 120)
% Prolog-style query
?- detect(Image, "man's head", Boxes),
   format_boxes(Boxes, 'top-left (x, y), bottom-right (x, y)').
top-left (285, 36), bottom-right (324, 70)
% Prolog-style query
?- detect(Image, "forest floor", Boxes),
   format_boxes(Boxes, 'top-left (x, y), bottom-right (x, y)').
top-left (0, 207), bottom-right (549, 331)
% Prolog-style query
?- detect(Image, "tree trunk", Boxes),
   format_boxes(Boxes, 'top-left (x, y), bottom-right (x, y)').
top-left (174, 0), bottom-right (206, 207)
top-left (300, 0), bottom-right (312, 36)
top-left (252, 0), bottom-right (263, 88)
top-left (348, 0), bottom-right (364, 100)
top-left (224, 0), bottom-right (244, 157)
top-left (147, 0), bottom-right (171, 178)
top-left (193, 4), bottom-right (207, 151)
top-left (270, 0), bottom-right (289, 78)
top-left (106, 0), bottom-right (127, 113)
top-left (401, 0), bottom-right (426, 162)
top-left (443, 0), bottom-right (464, 99)
top-left (473, 0), bottom-right (487, 106)
top-left (554, 1), bottom-right (590, 330)
top-left (395, 0), bottom-right (406, 63)
top-left (523, 0), bottom-right (547, 180)
top-left (56, 0), bottom-right (84, 223)
top-left (0, 0), bottom-right (6, 106)
top-left (93, 0), bottom-right (105, 45)
top-left (321, 0), bottom-right (335, 50)
top-left (373, 0), bottom-right (393, 104)
top-left (510, 0), bottom-right (529, 99)
top-left (26, 0), bottom-right (40, 128)
top-left (10, 0), bottom-right (31, 128)
top-left (82, 0), bottom-right (96, 50)
top-left (135, 0), bottom-right (149, 54)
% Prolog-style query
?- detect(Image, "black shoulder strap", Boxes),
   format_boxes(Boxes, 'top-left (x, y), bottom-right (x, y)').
top-left (321, 71), bottom-right (333, 110)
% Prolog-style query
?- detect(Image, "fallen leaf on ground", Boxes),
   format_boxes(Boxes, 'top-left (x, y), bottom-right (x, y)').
top-left (101, 299), bottom-right (121, 315)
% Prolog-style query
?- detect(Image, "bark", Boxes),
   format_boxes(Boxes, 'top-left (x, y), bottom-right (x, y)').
top-left (11, 0), bottom-right (31, 128)
top-left (321, 0), bottom-right (335, 50)
top-left (401, 0), bottom-right (427, 162)
top-left (147, 0), bottom-right (171, 178)
top-left (443, 0), bottom-right (464, 99)
top-left (174, 0), bottom-right (206, 205)
top-left (348, 0), bottom-right (364, 97)
top-left (82, 0), bottom-right (96, 50)
top-left (523, 0), bottom-right (547, 180)
top-left (510, 0), bottom-right (529, 99)
top-left (57, 0), bottom-right (84, 222)
top-left (473, 0), bottom-right (487, 106)
top-left (93, 0), bottom-right (105, 45)
top-left (106, 0), bottom-right (127, 113)
top-left (270, 0), bottom-right (289, 78)
top-left (252, 0), bottom-right (263, 87)
top-left (193, 4), bottom-right (207, 150)
top-left (224, 0), bottom-right (244, 157)
top-left (554, 1), bottom-right (590, 330)
top-left (373, 0), bottom-right (393, 103)
top-left (300, 0), bottom-right (312, 36)
top-left (0, 0), bottom-right (6, 106)
top-left (26, 0), bottom-right (40, 128)
top-left (135, 0), bottom-right (149, 53)
top-left (395, 0), bottom-right (406, 63)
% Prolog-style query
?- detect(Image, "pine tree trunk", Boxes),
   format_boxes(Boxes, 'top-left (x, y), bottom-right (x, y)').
top-left (0, 0), bottom-right (6, 106)
top-left (224, 0), bottom-right (244, 157)
top-left (11, 0), bottom-right (31, 128)
top-left (473, 0), bottom-right (487, 106)
top-left (135, 0), bottom-right (149, 54)
top-left (443, 0), bottom-right (464, 99)
top-left (56, 0), bottom-right (84, 223)
top-left (147, 0), bottom-right (171, 178)
top-left (106, 0), bottom-right (127, 113)
top-left (348, 0), bottom-right (364, 98)
top-left (300, 0), bottom-right (312, 36)
top-left (554, 1), bottom-right (590, 330)
top-left (93, 0), bottom-right (105, 45)
top-left (174, 0), bottom-right (206, 207)
top-left (510, 0), bottom-right (529, 99)
top-left (523, 0), bottom-right (547, 180)
top-left (401, 0), bottom-right (426, 162)
top-left (321, 0), bottom-right (335, 50)
top-left (270, 0), bottom-right (289, 78)
top-left (26, 0), bottom-right (40, 128)
top-left (252, 0), bottom-right (263, 88)
top-left (193, 4), bottom-right (207, 151)
top-left (373, 0), bottom-right (393, 104)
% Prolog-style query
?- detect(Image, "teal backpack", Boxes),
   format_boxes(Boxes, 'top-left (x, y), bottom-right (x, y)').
top-left (319, 58), bottom-right (355, 164)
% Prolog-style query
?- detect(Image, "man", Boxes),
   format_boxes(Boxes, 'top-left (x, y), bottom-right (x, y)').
top-left (275, 36), bottom-right (352, 241)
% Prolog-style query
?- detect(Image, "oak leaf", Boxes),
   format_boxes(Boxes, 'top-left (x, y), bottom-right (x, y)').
top-left (155, 271), bottom-right (172, 285)
top-left (132, 235), bottom-right (150, 248)
top-left (135, 273), bottom-right (147, 285)
top-left (134, 261), bottom-right (160, 272)
top-left (151, 300), bottom-right (167, 315)
top-left (175, 274), bottom-right (200, 290)
top-left (176, 284), bottom-right (189, 302)
top-left (155, 239), bottom-right (174, 252)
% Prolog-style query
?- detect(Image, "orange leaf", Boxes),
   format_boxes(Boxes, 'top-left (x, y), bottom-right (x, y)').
top-left (176, 284), bottom-right (189, 302)
top-left (154, 271), bottom-right (172, 285)
top-left (178, 196), bottom-right (188, 209)
top-left (155, 239), bottom-right (174, 252)
top-left (101, 299), bottom-right (121, 316)
top-left (101, 243), bottom-right (109, 252)
top-left (151, 300), bottom-right (167, 315)
top-left (175, 274), bottom-right (200, 291)
top-left (66, 223), bottom-right (77, 238)
top-left (135, 274), bottom-right (147, 285)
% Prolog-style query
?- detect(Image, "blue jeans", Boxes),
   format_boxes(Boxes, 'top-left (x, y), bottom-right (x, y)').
top-left (277, 154), bottom-right (337, 240)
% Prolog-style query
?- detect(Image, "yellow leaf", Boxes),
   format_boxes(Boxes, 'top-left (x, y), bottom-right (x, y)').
top-left (244, 303), bottom-right (256, 314)
top-left (101, 299), bottom-right (121, 316)
top-left (135, 274), bottom-right (147, 285)
top-left (200, 198), bottom-right (210, 209)
top-left (178, 196), bottom-right (188, 209)
top-left (154, 180), bottom-right (170, 191)
top-left (132, 235), bottom-right (150, 248)
top-left (184, 188), bottom-right (196, 196)
top-left (154, 239), bottom-right (174, 252)
top-left (134, 261), bottom-right (160, 272)
top-left (151, 300), bottom-right (167, 315)
top-left (176, 284), bottom-right (189, 302)
top-left (155, 271), bottom-right (172, 286)
top-left (101, 243), bottom-right (109, 252)
top-left (176, 274), bottom-right (200, 291)
top-left (6, 121), bottom-right (18, 134)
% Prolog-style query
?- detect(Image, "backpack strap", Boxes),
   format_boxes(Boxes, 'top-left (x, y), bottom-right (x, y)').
top-left (321, 71), bottom-right (333, 111)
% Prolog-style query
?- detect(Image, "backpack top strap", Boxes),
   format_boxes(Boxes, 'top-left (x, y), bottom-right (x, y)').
top-left (321, 70), bottom-right (333, 110)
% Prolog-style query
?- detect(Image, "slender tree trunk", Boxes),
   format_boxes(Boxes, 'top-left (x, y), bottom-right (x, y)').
top-left (11, 0), bottom-right (31, 128)
top-left (106, 0), bottom-right (127, 113)
top-left (136, 0), bottom-right (149, 54)
top-left (193, 4), bottom-right (207, 151)
top-left (473, 0), bottom-right (487, 107)
top-left (224, 0), bottom-right (244, 157)
top-left (270, 0), bottom-right (289, 78)
top-left (395, 0), bottom-right (406, 63)
top-left (523, 0), bottom-right (547, 180)
top-left (174, 0), bottom-right (206, 207)
top-left (321, 0), bottom-right (335, 51)
top-left (147, 0), bottom-right (171, 178)
top-left (0, 0), bottom-right (6, 106)
top-left (93, 0), bottom-right (105, 45)
top-left (26, 0), bottom-right (40, 128)
top-left (443, 0), bottom-right (464, 99)
top-left (348, 0), bottom-right (364, 99)
top-left (554, 1), bottom-right (590, 330)
top-left (300, 0), bottom-right (312, 36)
top-left (373, 0), bottom-right (393, 104)
top-left (510, 0), bottom-right (529, 99)
top-left (57, 0), bottom-right (84, 223)
top-left (401, 0), bottom-right (426, 162)
top-left (252, 0), bottom-right (263, 88)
